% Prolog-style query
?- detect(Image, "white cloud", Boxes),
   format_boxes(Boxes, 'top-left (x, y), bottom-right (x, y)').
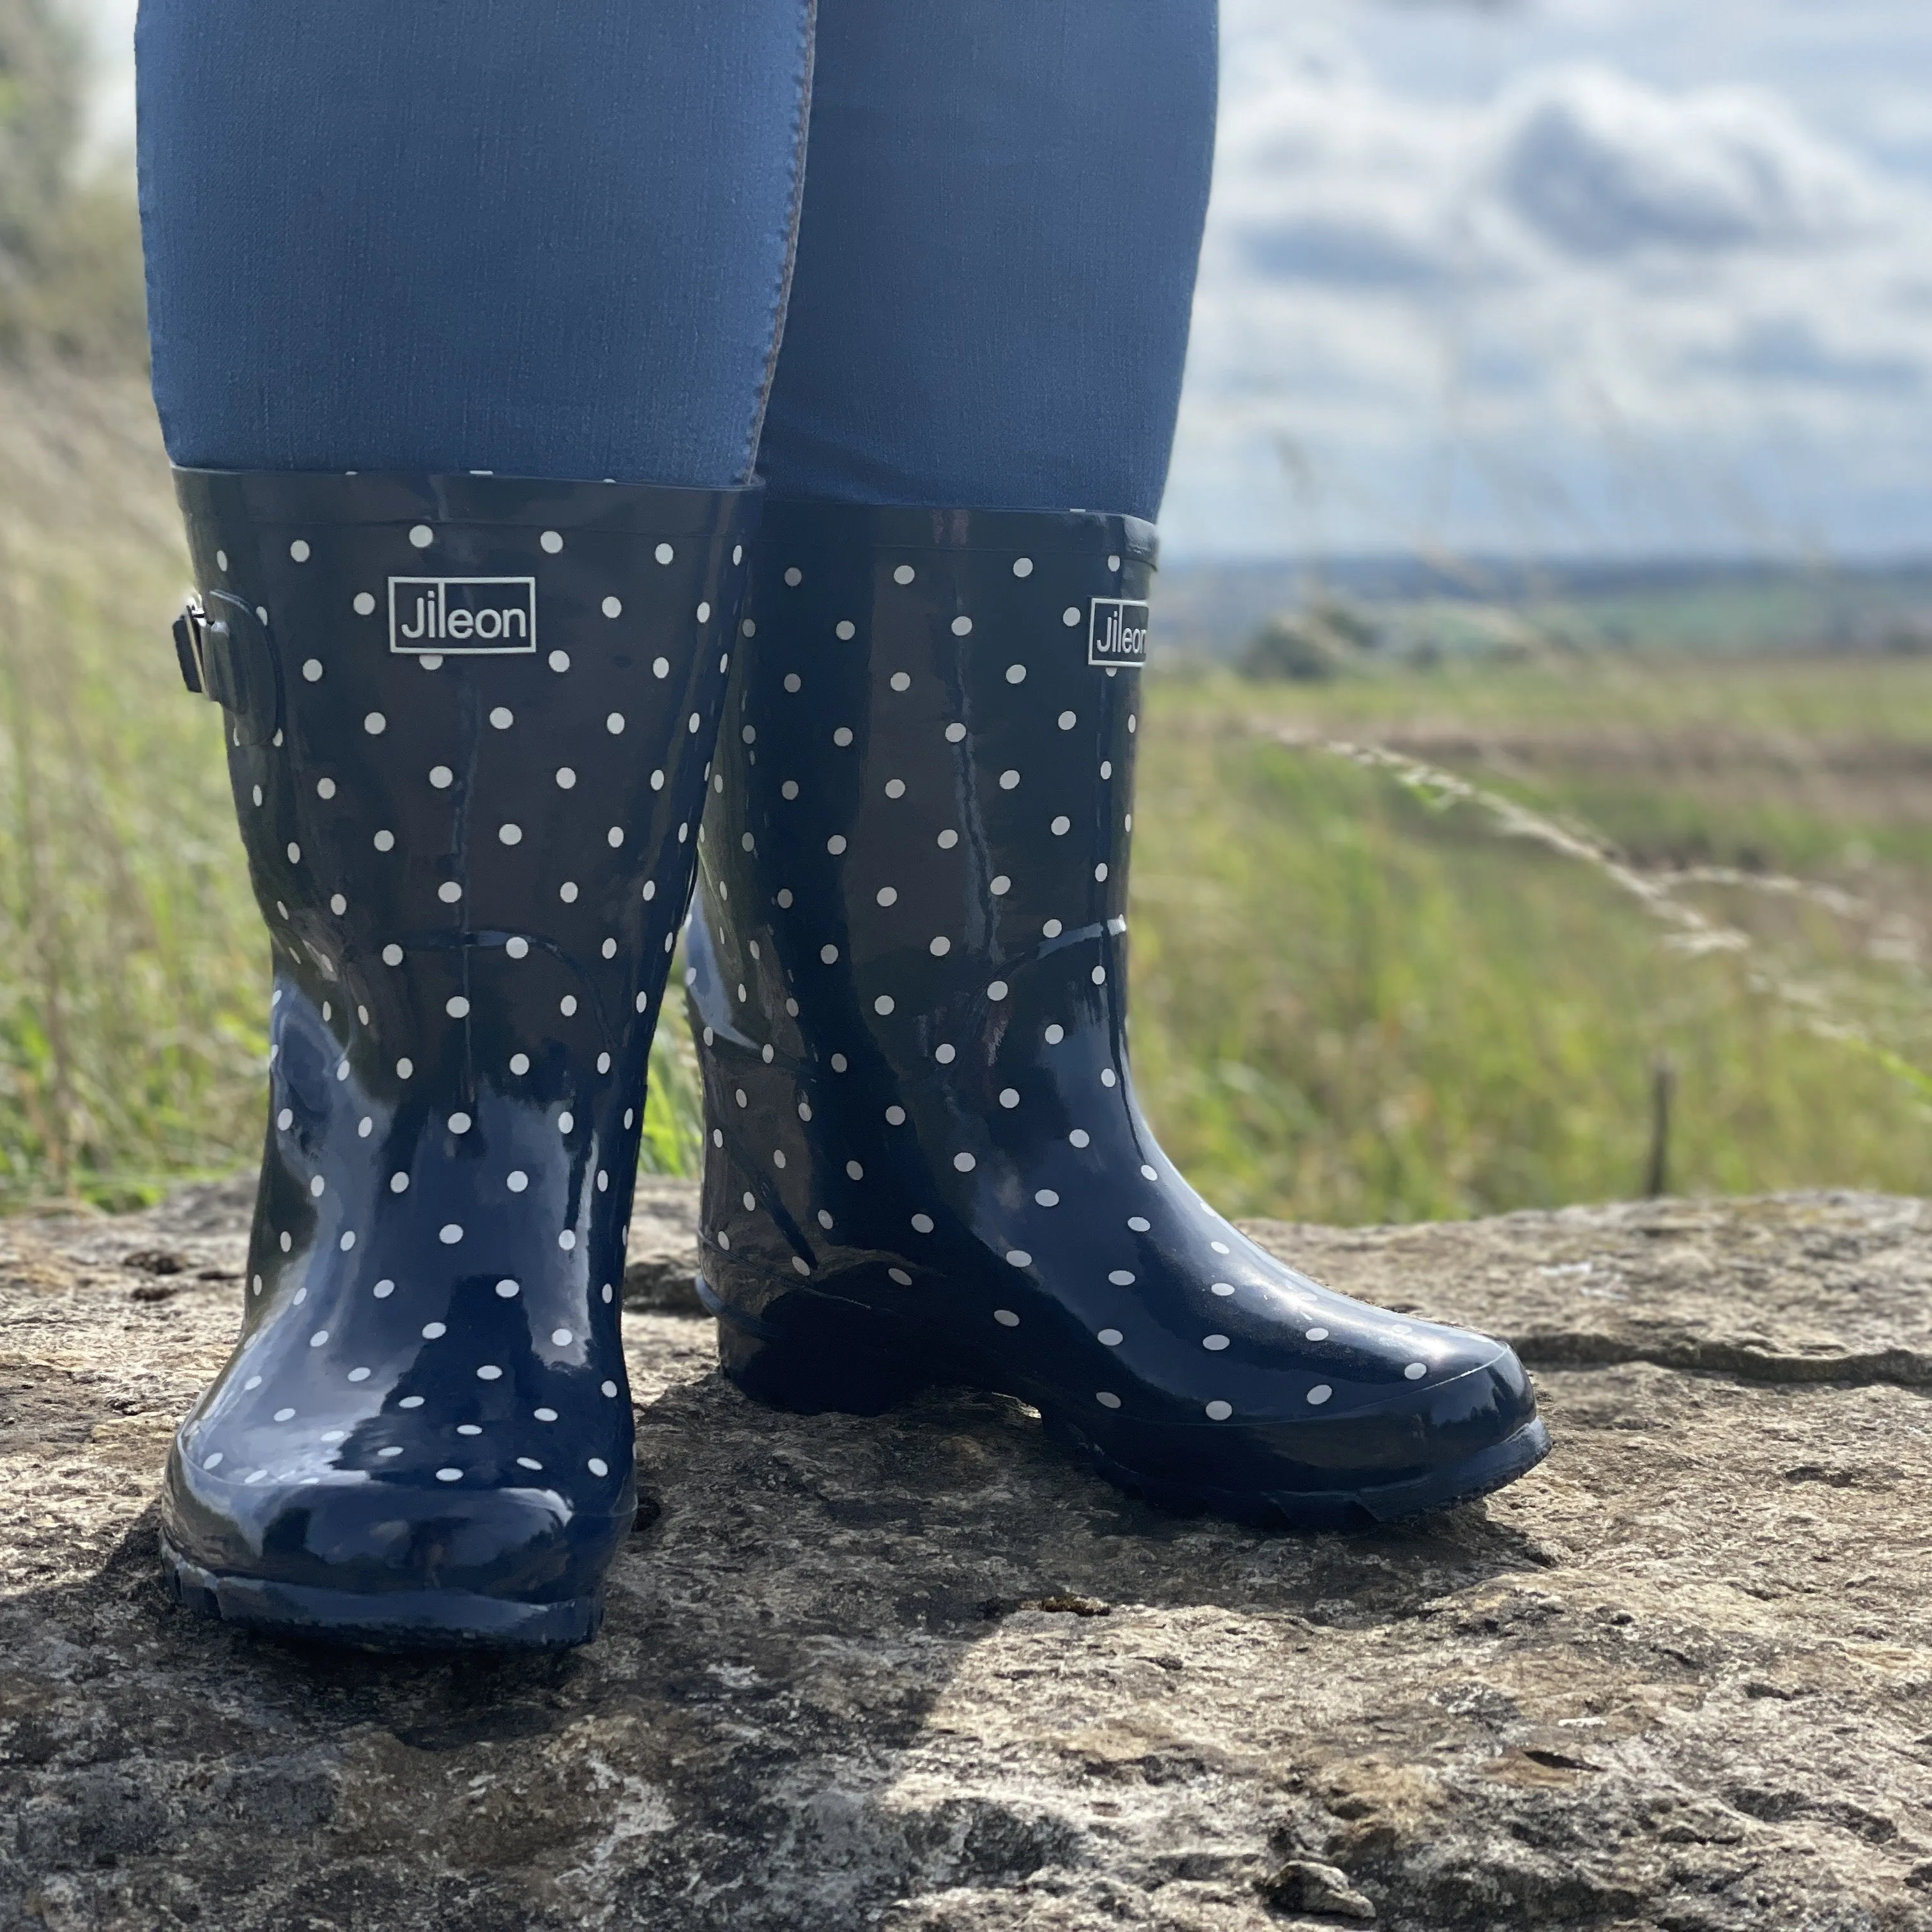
top-left (1491, 67), bottom-right (1888, 257)
top-left (1165, 10), bottom-right (1932, 558)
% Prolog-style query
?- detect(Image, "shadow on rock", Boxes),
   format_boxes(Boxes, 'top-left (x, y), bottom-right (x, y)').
top-left (0, 1359), bottom-right (1552, 1931)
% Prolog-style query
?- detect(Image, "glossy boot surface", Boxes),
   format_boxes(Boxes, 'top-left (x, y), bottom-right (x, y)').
top-left (687, 501), bottom-right (1549, 1529)
top-left (161, 470), bottom-right (755, 1646)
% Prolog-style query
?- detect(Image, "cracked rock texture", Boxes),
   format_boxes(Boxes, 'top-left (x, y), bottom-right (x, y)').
top-left (3, 1182), bottom-right (1931, 1931)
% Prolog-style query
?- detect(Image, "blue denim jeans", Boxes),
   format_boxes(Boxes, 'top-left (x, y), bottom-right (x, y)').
top-left (137, 0), bottom-right (1216, 520)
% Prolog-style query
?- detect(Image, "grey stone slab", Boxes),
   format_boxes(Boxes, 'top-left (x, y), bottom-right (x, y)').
top-left (2, 1183), bottom-right (1929, 1931)
top-left (1252, 1191), bottom-right (1932, 1386)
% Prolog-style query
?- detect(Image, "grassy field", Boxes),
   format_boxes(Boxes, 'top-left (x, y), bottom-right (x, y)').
top-left (1133, 658), bottom-right (1932, 1220)
top-left (4, 395), bottom-right (1930, 1224)
top-left (2, 0), bottom-right (1926, 1222)
top-left (0, 374), bottom-right (709, 1206)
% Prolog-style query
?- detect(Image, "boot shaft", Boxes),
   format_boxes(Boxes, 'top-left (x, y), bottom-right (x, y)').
top-left (161, 470), bottom-right (759, 1644)
top-left (692, 498), bottom-right (1157, 1120)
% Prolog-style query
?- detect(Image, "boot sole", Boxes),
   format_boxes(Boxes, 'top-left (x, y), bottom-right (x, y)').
top-left (1049, 1411), bottom-right (1553, 1530)
top-left (160, 1534), bottom-right (602, 1652)
top-left (707, 1281), bottom-right (1552, 1531)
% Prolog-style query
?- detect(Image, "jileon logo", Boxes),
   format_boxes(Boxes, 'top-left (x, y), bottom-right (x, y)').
top-left (388, 577), bottom-right (537, 654)
top-left (1088, 597), bottom-right (1150, 669)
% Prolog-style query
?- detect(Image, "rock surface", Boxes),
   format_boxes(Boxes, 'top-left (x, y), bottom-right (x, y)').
top-left (3, 1182), bottom-right (1931, 1931)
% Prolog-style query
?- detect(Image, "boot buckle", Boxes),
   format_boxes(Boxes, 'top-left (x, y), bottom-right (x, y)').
top-left (171, 591), bottom-right (282, 745)
top-left (171, 596), bottom-right (209, 694)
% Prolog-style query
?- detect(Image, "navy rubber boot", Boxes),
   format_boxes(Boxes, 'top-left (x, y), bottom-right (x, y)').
top-left (158, 470), bottom-right (756, 1647)
top-left (686, 501), bottom-right (1549, 1530)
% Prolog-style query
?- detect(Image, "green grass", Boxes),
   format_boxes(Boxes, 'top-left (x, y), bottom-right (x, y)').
top-left (4, 378), bottom-right (1931, 1221)
top-left (1131, 666), bottom-right (1932, 1220)
top-left (10, 0), bottom-right (1919, 1223)
top-left (0, 372), bottom-right (710, 1208)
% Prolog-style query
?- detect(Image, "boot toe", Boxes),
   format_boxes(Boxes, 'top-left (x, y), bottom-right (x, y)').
top-left (1073, 1333), bottom-right (1547, 1529)
top-left (1238, 1336), bottom-right (1543, 1514)
top-left (160, 1446), bottom-right (634, 1647)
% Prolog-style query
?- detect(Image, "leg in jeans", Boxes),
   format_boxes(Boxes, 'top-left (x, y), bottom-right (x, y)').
top-left (758, 0), bottom-right (1215, 515)
top-left (139, 0), bottom-right (811, 481)
top-left (137, 0), bottom-right (811, 1648)
top-left (691, 0), bottom-right (1552, 1528)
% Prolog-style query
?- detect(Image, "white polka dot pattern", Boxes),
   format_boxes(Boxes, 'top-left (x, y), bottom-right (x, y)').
top-left (678, 502), bottom-right (1541, 1531)
top-left (159, 470), bottom-right (758, 1629)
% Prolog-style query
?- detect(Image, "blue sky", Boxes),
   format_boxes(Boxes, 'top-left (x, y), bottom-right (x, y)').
top-left (77, 0), bottom-right (1932, 562)
top-left (1164, 0), bottom-right (1932, 558)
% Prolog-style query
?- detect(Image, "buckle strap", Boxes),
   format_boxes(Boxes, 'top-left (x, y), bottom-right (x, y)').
top-left (170, 590), bottom-right (281, 745)
top-left (171, 597), bottom-right (208, 693)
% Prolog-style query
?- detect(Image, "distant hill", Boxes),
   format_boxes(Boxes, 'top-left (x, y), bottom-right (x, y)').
top-left (1156, 556), bottom-right (1932, 663)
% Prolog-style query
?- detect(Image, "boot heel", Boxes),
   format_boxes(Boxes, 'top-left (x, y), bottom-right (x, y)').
top-left (710, 1296), bottom-right (933, 1416)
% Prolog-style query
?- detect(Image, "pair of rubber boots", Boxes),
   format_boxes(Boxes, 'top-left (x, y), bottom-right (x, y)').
top-left (159, 470), bottom-right (1549, 1650)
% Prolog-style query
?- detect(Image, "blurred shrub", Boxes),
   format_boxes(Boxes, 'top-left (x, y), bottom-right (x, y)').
top-left (0, 0), bottom-right (146, 367)
top-left (1240, 598), bottom-right (1382, 681)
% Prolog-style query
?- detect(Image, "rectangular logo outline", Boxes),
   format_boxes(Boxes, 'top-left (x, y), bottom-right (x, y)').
top-left (387, 576), bottom-right (538, 655)
top-left (1087, 596), bottom-right (1150, 669)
